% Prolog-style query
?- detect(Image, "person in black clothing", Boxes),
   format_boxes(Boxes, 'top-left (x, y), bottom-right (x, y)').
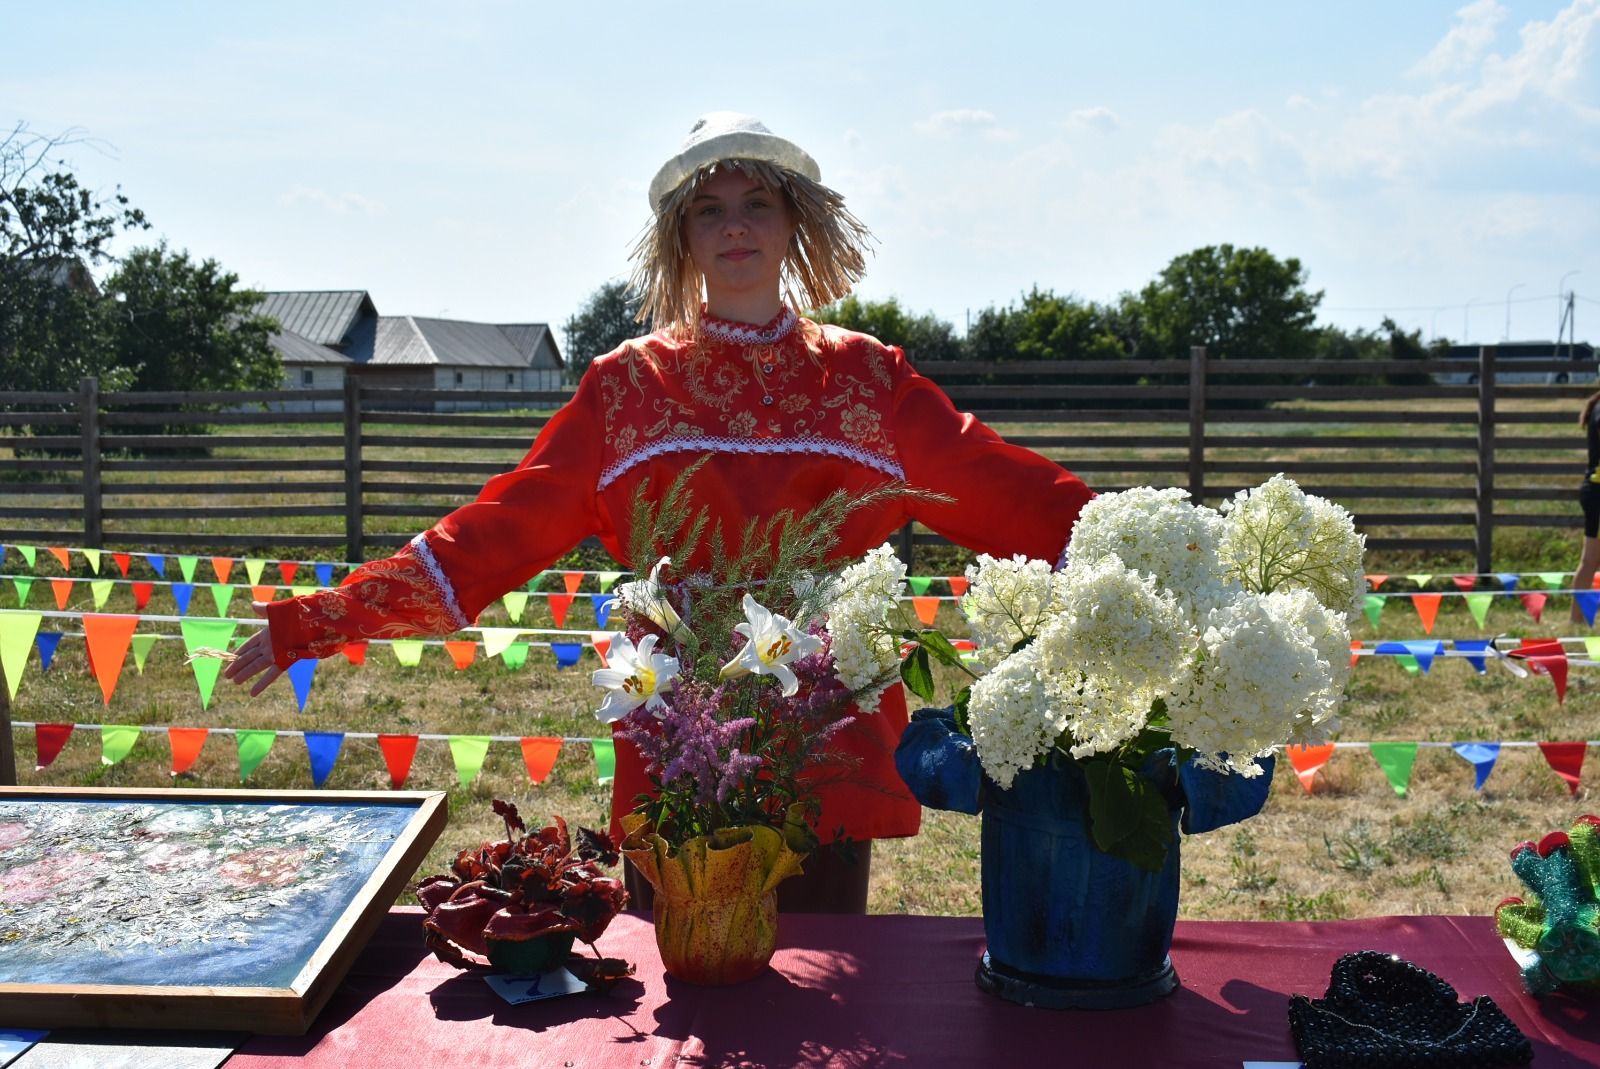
top-left (1575, 392), bottom-right (1600, 623)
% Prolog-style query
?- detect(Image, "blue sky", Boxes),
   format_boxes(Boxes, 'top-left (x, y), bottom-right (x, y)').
top-left (6, 1), bottom-right (1598, 350)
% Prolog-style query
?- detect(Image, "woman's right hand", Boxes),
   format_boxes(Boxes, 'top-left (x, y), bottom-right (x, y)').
top-left (222, 602), bottom-right (285, 696)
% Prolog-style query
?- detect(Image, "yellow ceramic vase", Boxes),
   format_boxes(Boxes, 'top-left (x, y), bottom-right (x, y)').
top-left (621, 808), bottom-right (812, 985)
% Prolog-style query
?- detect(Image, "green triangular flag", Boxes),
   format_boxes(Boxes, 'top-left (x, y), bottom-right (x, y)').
top-left (1396, 654), bottom-right (1420, 674)
top-left (501, 642), bottom-right (530, 669)
top-left (0, 611), bottom-right (43, 701)
top-left (597, 571), bottom-right (624, 593)
top-left (290, 585), bottom-right (316, 598)
top-left (90, 579), bottom-right (114, 610)
top-left (244, 558), bottom-right (266, 585)
top-left (592, 738), bottom-right (616, 784)
top-left (236, 729), bottom-right (276, 780)
top-left (1405, 574), bottom-right (1433, 589)
top-left (1586, 636), bottom-right (1600, 661)
top-left (209, 583), bottom-right (235, 618)
top-left (131, 633), bottom-right (158, 673)
top-left (82, 548), bottom-right (102, 574)
top-left (501, 591), bottom-right (529, 623)
top-left (1369, 742), bottom-right (1418, 797)
top-left (448, 735), bottom-right (492, 787)
top-left (1463, 593), bottom-right (1494, 629)
top-left (390, 639), bottom-right (425, 666)
top-left (17, 545), bottom-right (36, 568)
top-left (1363, 594), bottom-right (1385, 629)
top-left (907, 576), bottom-right (933, 596)
top-left (529, 571), bottom-right (550, 592)
top-left (180, 618), bottom-right (238, 709)
top-left (1538, 572), bottom-right (1568, 590)
top-left (178, 555), bottom-right (199, 583)
top-left (11, 577), bottom-right (33, 607)
top-left (100, 724), bottom-right (141, 765)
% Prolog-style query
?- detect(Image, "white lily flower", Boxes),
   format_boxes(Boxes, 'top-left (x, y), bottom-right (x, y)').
top-left (608, 556), bottom-right (688, 638)
top-left (719, 593), bottom-right (823, 697)
top-left (591, 633), bottom-right (680, 723)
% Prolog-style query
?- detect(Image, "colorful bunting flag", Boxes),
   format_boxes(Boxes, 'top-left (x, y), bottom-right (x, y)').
top-left (111, 552), bottom-right (131, 578)
top-left (16, 545), bottom-right (37, 568)
top-left (287, 657), bottom-right (317, 711)
top-left (180, 618), bottom-right (238, 708)
top-left (304, 731), bottom-right (345, 787)
top-left (210, 557), bottom-right (234, 583)
top-left (520, 737), bottom-right (561, 784)
top-left (10, 577), bottom-right (32, 607)
top-left (34, 723), bottom-right (72, 769)
top-left (131, 581), bottom-right (154, 611)
top-left (1463, 593), bottom-right (1494, 629)
top-left (47, 547), bottom-right (71, 571)
top-left (168, 726), bottom-right (208, 776)
top-left (147, 553), bottom-right (165, 577)
top-left (390, 639), bottom-right (425, 667)
top-left (550, 642), bottom-right (582, 668)
top-left (907, 576), bottom-right (932, 596)
top-left (1586, 636), bottom-right (1600, 662)
top-left (81, 548), bottom-right (101, 574)
top-left (1497, 573), bottom-right (1520, 592)
top-left (252, 585), bottom-right (275, 605)
top-left (947, 575), bottom-right (969, 597)
top-left (100, 724), bottom-right (141, 765)
top-left (591, 594), bottom-right (613, 629)
top-left (1369, 742), bottom-right (1418, 797)
top-left (597, 571), bottom-right (623, 593)
top-left (83, 614), bottom-right (138, 705)
top-left (1363, 594), bottom-right (1385, 629)
top-left (590, 633), bottom-right (612, 668)
top-left (548, 593), bottom-right (575, 628)
top-left (1451, 575), bottom-right (1476, 592)
top-left (1401, 640), bottom-right (1443, 674)
top-left (1405, 574), bottom-right (1432, 589)
top-left (209, 583), bottom-right (236, 618)
top-left (178, 555), bottom-right (199, 583)
top-left (1517, 638), bottom-right (1568, 702)
top-left (501, 642), bottom-right (530, 669)
top-left (1411, 593), bottom-right (1442, 635)
top-left (1284, 742), bottom-right (1335, 794)
top-left (502, 591), bottom-right (529, 623)
top-left (911, 596), bottom-right (940, 626)
top-left (561, 571), bottom-right (584, 595)
top-left (290, 585), bottom-right (316, 598)
top-left (50, 578), bottom-right (72, 610)
top-left (1577, 591), bottom-right (1600, 627)
top-left (1521, 592), bottom-right (1548, 624)
top-left (244, 559), bottom-right (265, 585)
top-left (236, 729), bottom-right (276, 780)
top-left (131, 632), bottom-right (157, 673)
top-left (591, 737), bottom-right (616, 784)
top-left (34, 632), bottom-right (62, 671)
top-left (1538, 741), bottom-right (1586, 796)
top-left (171, 582), bottom-right (195, 615)
top-left (481, 628), bottom-right (520, 658)
top-left (444, 640), bottom-right (477, 669)
top-left (278, 561), bottom-right (298, 585)
top-left (89, 579), bottom-right (114, 610)
top-left (1538, 572), bottom-right (1567, 590)
top-left (448, 735), bottom-right (491, 787)
top-left (0, 610), bottom-right (42, 700)
top-left (378, 734), bottom-right (421, 788)
top-left (341, 641), bottom-right (367, 665)
top-left (1455, 639), bottom-right (1493, 673)
top-left (314, 563), bottom-right (334, 586)
top-left (1452, 742), bottom-right (1500, 791)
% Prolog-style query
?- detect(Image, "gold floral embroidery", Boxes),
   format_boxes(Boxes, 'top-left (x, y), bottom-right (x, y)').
top-left (726, 410), bottom-right (758, 436)
top-left (613, 424), bottom-right (638, 456)
top-left (779, 393), bottom-right (810, 414)
top-left (838, 402), bottom-right (885, 447)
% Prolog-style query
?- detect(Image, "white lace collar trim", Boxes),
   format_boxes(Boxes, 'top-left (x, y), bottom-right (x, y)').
top-left (696, 306), bottom-right (798, 346)
top-left (598, 434), bottom-right (903, 490)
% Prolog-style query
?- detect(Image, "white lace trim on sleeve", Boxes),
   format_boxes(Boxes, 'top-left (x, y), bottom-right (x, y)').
top-left (408, 532), bottom-right (470, 630)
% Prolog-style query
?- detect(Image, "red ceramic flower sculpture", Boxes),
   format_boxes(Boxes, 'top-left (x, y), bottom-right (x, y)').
top-left (418, 801), bottom-right (628, 975)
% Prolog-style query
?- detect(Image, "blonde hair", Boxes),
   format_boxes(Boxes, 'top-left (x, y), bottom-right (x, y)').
top-left (628, 158), bottom-right (874, 334)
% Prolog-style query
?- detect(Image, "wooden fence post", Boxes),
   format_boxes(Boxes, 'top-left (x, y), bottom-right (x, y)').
top-left (80, 376), bottom-right (101, 547)
top-left (1188, 346), bottom-right (1207, 502)
top-left (898, 522), bottom-right (915, 575)
top-left (1475, 346), bottom-right (1497, 575)
top-left (344, 375), bottom-right (364, 562)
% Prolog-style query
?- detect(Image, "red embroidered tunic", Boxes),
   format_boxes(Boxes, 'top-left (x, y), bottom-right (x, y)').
top-left (267, 308), bottom-right (1093, 843)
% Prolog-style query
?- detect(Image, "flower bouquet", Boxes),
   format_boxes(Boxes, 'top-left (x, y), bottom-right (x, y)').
top-left (416, 800), bottom-right (631, 985)
top-left (592, 465), bottom-right (919, 985)
top-left (891, 475), bottom-right (1366, 1007)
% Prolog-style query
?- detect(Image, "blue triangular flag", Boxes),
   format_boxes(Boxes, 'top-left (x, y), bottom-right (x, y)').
top-left (172, 582), bottom-right (195, 615)
top-left (35, 631), bottom-right (63, 671)
top-left (287, 657), bottom-right (318, 712)
top-left (1374, 641), bottom-right (1409, 657)
top-left (314, 562), bottom-right (334, 587)
top-left (1402, 640), bottom-right (1444, 674)
top-left (1575, 591), bottom-right (1600, 627)
top-left (1454, 639), bottom-right (1493, 674)
top-left (551, 641), bottom-right (583, 668)
top-left (591, 593), bottom-right (612, 629)
top-left (147, 553), bottom-right (166, 578)
top-left (1496, 573), bottom-right (1520, 592)
top-left (1453, 742), bottom-right (1501, 791)
top-left (304, 731), bottom-right (344, 787)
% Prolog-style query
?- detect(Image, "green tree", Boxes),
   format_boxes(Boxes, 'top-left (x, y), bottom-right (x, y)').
top-left (962, 288), bottom-right (1128, 363)
top-left (103, 243), bottom-right (281, 392)
top-left (0, 124), bottom-right (148, 392)
top-left (564, 280), bottom-right (647, 381)
top-left (809, 295), bottom-right (962, 361)
top-left (1136, 245), bottom-right (1323, 361)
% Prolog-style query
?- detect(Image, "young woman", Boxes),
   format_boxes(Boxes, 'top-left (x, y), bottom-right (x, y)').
top-left (224, 113), bottom-right (1094, 910)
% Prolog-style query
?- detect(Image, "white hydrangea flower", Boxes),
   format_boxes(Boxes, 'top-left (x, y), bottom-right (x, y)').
top-left (1167, 591), bottom-right (1338, 776)
top-left (1035, 556), bottom-right (1192, 696)
top-left (1262, 587), bottom-right (1350, 743)
top-left (1066, 486), bottom-right (1236, 618)
top-left (1217, 474), bottom-right (1368, 619)
top-left (966, 643), bottom-right (1064, 789)
top-left (960, 554), bottom-right (1057, 667)
top-left (1048, 672), bottom-right (1154, 761)
top-left (823, 543), bottom-right (908, 714)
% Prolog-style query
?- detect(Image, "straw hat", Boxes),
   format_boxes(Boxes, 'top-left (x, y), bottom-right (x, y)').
top-left (648, 113), bottom-right (821, 209)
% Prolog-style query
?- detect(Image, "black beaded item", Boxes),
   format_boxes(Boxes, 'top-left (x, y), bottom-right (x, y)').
top-left (1288, 951), bottom-right (1532, 1068)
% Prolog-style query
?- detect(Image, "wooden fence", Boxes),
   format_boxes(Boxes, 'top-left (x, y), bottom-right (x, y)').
top-left (1, 347), bottom-right (1595, 572)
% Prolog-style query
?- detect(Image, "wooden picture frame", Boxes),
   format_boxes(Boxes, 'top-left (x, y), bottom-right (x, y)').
top-left (0, 786), bottom-right (447, 1035)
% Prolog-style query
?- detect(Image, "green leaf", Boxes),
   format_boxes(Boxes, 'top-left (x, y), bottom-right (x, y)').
top-left (900, 646), bottom-right (936, 703)
top-left (1081, 755), bottom-right (1174, 873)
top-left (916, 629), bottom-right (967, 670)
top-left (952, 686), bottom-right (972, 737)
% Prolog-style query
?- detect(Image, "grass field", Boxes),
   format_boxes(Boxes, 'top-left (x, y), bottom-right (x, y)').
top-left (3, 392), bottom-right (1597, 920)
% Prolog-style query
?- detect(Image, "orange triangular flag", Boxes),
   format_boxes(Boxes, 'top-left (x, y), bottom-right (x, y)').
top-left (252, 585), bottom-right (275, 605)
top-left (1451, 575), bottom-right (1476, 592)
top-left (341, 641), bottom-right (368, 665)
top-left (590, 632), bottom-right (611, 668)
top-left (562, 571), bottom-right (584, 595)
top-left (83, 614), bottom-right (139, 705)
top-left (51, 578), bottom-right (73, 609)
top-left (1518, 638), bottom-right (1568, 702)
top-left (48, 547), bottom-right (71, 570)
top-left (1366, 574), bottom-right (1388, 590)
top-left (1521, 592), bottom-right (1548, 623)
top-left (278, 561), bottom-right (298, 584)
top-left (548, 593), bottom-right (576, 629)
top-left (1537, 741), bottom-right (1586, 796)
top-left (520, 737), bottom-right (562, 784)
top-left (168, 726), bottom-right (208, 775)
top-left (1349, 640), bottom-right (1361, 668)
top-left (377, 734), bottom-right (420, 788)
top-left (1284, 743), bottom-right (1336, 794)
top-left (911, 596), bottom-right (940, 626)
top-left (444, 640), bottom-right (477, 670)
top-left (1412, 593), bottom-right (1442, 634)
top-left (947, 576), bottom-right (970, 598)
top-left (210, 556), bottom-right (234, 583)
top-left (111, 552), bottom-right (131, 577)
top-left (131, 581), bottom-right (154, 611)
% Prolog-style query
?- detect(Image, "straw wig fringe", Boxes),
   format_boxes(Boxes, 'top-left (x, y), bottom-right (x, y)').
top-left (628, 159), bottom-right (874, 334)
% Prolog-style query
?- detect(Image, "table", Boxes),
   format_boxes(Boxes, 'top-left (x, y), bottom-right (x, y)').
top-left (226, 910), bottom-right (1598, 1068)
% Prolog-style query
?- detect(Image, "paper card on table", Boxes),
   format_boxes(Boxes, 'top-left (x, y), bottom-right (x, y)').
top-left (449, 735), bottom-right (491, 787)
top-left (34, 723), bottom-right (71, 769)
top-left (210, 556), bottom-right (234, 583)
top-left (304, 731), bottom-right (345, 787)
top-left (0, 1028), bottom-right (48, 1065)
top-left (236, 729), bottom-right (276, 780)
top-left (390, 639), bottom-right (425, 666)
top-left (501, 642), bottom-right (530, 669)
top-left (378, 734), bottom-right (420, 788)
top-left (0, 610), bottom-right (41, 701)
top-left (169, 726), bottom-right (209, 776)
top-left (100, 723), bottom-right (141, 765)
top-left (111, 551), bottom-right (131, 577)
top-left (502, 591), bottom-right (529, 623)
top-left (1241, 1063), bottom-right (1304, 1069)
top-left (1452, 742), bottom-right (1500, 791)
top-left (520, 737), bottom-right (561, 784)
top-left (131, 632), bottom-right (158, 673)
top-left (484, 968), bottom-right (586, 1005)
top-left (444, 640), bottom-right (477, 669)
top-left (12, 1034), bottom-right (235, 1069)
top-left (547, 592), bottom-right (575, 628)
top-left (287, 657), bottom-right (317, 711)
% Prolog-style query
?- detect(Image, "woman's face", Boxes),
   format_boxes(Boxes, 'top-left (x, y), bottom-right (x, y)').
top-left (683, 167), bottom-right (796, 308)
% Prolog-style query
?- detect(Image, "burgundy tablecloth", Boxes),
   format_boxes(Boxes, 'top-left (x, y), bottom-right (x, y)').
top-left (229, 910), bottom-right (1600, 1068)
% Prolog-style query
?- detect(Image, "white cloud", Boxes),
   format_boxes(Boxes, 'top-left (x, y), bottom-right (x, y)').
top-left (914, 108), bottom-right (1017, 141)
top-left (279, 185), bottom-right (385, 215)
top-left (1064, 106), bottom-right (1120, 132)
top-left (1410, 0), bottom-right (1507, 80)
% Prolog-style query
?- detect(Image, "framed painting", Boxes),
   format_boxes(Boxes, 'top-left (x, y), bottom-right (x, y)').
top-left (0, 786), bottom-right (447, 1035)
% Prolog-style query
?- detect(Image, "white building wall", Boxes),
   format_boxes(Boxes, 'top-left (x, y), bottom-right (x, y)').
top-left (431, 366), bottom-right (567, 411)
top-left (274, 364), bottom-right (347, 412)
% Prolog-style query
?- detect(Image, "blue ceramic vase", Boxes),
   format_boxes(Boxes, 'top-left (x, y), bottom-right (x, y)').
top-left (896, 709), bottom-right (1274, 1009)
